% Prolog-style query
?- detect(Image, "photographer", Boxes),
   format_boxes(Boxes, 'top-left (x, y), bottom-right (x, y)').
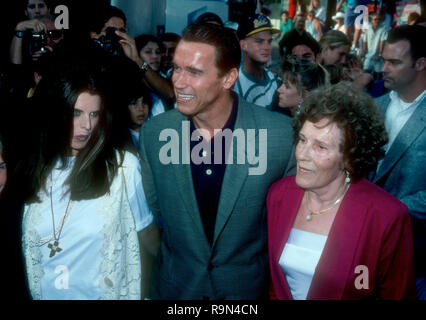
top-left (9, 1), bottom-right (59, 65)
top-left (90, 6), bottom-right (174, 108)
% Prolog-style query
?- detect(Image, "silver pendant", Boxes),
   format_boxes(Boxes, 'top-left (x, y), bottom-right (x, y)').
top-left (48, 240), bottom-right (62, 258)
top-left (306, 214), bottom-right (312, 221)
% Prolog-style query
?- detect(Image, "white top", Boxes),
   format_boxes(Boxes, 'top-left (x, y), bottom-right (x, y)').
top-left (384, 90), bottom-right (426, 151)
top-left (234, 66), bottom-right (279, 109)
top-left (279, 228), bottom-right (327, 300)
top-left (129, 128), bottom-right (140, 148)
top-left (363, 23), bottom-right (388, 57)
top-left (148, 93), bottom-right (166, 120)
top-left (22, 151), bottom-right (154, 300)
top-left (314, 6), bottom-right (326, 22)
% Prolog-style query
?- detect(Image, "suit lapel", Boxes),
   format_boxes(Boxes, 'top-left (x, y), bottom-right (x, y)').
top-left (212, 102), bottom-right (255, 246)
top-left (307, 181), bottom-right (368, 299)
top-left (375, 100), bottom-right (426, 182)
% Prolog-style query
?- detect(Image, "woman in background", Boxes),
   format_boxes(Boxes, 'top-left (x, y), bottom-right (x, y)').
top-left (274, 56), bottom-right (329, 116)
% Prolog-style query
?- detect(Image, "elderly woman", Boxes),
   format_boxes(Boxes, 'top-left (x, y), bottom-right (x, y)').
top-left (21, 69), bottom-right (160, 300)
top-left (274, 56), bottom-right (329, 116)
top-left (267, 83), bottom-right (416, 299)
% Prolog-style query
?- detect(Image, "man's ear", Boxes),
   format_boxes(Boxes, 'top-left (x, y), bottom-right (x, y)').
top-left (240, 39), bottom-right (247, 51)
top-left (222, 68), bottom-right (239, 90)
top-left (414, 57), bottom-right (426, 72)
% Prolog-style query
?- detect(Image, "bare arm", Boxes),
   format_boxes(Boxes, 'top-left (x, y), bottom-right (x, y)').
top-left (10, 19), bottom-right (47, 64)
top-left (314, 19), bottom-right (323, 41)
top-left (138, 221), bottom-right (161, 298)
top-left (116, 30), bottom-right (175, 101)
top-left (336, 0), bottom-right (345, 12)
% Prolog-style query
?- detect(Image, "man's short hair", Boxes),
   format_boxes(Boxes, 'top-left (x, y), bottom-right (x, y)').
top-left (279, 31), bottom-right (320, 57)
top-left (90, 5), bottom-right (127, 33)
top-left (160, 33), bottom-right (181, 43)
top-left (386, 25), bottom-right (426, 62)
top-left (194, 12), bottom-right (224, 26)
top-left (24, 0), bottom-right (51, 10)
top-left (319, 30), bottom-right (351, 51)
top-left (181, 23), bottom-right (241, 77)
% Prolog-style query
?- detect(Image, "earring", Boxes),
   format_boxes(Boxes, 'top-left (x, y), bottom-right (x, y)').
top-left (345, 170), bottom-right (351, 183)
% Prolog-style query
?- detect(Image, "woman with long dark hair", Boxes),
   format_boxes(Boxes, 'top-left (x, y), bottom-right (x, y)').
top-left (21, 69), bottom-right (159, 300)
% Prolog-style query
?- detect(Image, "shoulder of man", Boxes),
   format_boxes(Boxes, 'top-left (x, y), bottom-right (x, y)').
top-left (141, 109), bottom-right (183, 135)
top-left (239, 98), bottom-right (293, 133)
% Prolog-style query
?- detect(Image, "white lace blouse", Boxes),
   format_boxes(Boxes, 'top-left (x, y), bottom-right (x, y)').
top-left (22, 151), bottom-right (154, 300)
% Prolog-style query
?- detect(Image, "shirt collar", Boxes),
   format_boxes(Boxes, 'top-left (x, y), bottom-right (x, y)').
top-left (389, 89), bottom-right (426, 108)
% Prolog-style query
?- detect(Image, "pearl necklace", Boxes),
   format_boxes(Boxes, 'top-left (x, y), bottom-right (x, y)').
top-left (305, 182), bottom-right (351, 221)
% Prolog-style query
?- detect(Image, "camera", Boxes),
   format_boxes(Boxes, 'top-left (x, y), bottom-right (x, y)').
top-left (30, 32), bottom-right (48, 56)
top-left (95, 26), bottom-right (124, 57)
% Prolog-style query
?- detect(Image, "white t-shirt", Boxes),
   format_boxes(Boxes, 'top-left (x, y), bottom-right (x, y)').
top-left (234, 66), bottom-right (279, 109)
top-left (22, 151), bottom-right (154, 300)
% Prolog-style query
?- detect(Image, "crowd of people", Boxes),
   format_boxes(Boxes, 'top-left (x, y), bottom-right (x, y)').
top-left (0, 0), bottom-right (425, 301)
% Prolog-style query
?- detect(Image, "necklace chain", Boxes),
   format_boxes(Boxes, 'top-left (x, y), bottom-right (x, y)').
top-left (35, 175), bottom-right (73, 247)
top-left (305, 183), bottom-right (351, 221)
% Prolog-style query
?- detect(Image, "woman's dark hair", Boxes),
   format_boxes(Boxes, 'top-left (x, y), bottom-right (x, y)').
top-left (281, 55), bottom-right (330, 95)
top-left (324, 64), bottom-right (344, 84)
top-left (293, 82), bottom-right (388, 181)
top-left (135, 34), bottom-right (163, 53)
top-left (24, 69), bottom-right (122, 203)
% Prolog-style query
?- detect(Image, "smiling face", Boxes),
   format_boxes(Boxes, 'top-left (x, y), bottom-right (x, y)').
top-left (128, 96), bottom-right (150, 130)
top-left (71, 92), bottom-right (101, 156)
top-left (295, 119), bottom-right (346, 192)
top-left (172, 40), bottom-right (231, 118)
top-left (140, 41), bottom-right (162, 71)
top-left (25, 0), bottom-right (49, 19)
top-left (240, 30), bottom-right (273, 64)
top-left (0, 153), bottom-right (6, 194)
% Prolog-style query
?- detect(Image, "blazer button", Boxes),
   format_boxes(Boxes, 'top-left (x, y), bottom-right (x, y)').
top-left (207, 263), bottom-right (214, 271)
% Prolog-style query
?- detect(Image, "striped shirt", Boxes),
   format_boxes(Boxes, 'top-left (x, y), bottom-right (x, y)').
top-left (234, 66), bottom-right (280, 109)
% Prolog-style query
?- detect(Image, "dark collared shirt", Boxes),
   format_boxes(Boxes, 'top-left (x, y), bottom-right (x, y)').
top-left (190, 95), bottom-right (239, 246)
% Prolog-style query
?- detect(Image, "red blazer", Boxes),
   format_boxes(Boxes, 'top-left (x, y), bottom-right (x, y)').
top-left (267, 176), bottom-right (416, 300)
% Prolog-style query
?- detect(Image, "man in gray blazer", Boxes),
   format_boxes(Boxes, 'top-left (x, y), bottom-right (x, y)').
top-left (372, 25), bottom-right (426, 299)
top-left (139, 23), bottom-right (294, 299)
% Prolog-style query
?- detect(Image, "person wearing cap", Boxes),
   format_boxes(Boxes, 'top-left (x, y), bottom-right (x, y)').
top-left (332, 12), bottom-right (346, 33)
top-left (235, 14), bottom-right (281, 109)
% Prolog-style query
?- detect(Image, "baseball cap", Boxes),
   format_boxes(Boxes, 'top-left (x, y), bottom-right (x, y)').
top-left (237, 14), bottom-right (280, 40)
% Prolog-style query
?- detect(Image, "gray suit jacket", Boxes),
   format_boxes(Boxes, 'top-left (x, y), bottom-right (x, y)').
top-left (373, 93), bottom-right (426, 274)
top-left (139, 98), bottom-right (294, 299)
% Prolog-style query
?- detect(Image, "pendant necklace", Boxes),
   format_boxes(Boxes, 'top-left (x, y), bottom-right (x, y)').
top-left (305, 182), bottom-right (350, 221)
top-left (36, 174), bottom-right (74, 258)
